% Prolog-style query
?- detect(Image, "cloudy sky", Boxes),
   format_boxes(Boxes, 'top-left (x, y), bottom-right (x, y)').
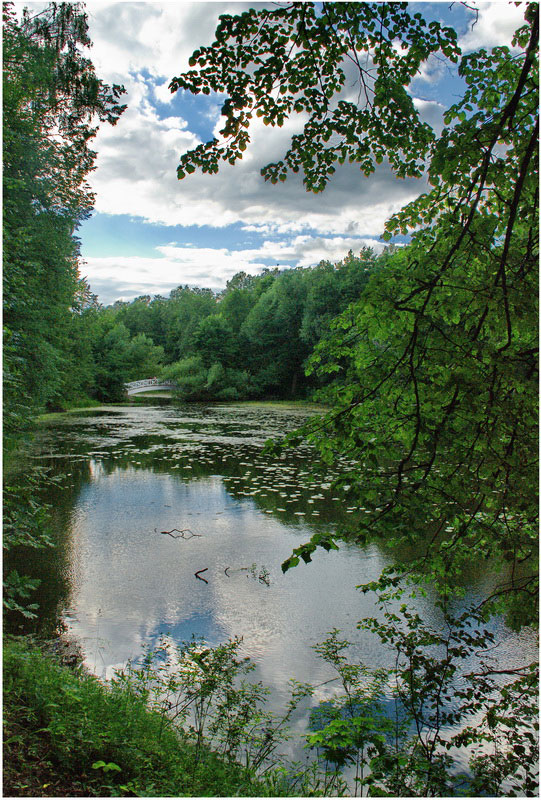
top-left (32, 1), bottom-right (528, 304)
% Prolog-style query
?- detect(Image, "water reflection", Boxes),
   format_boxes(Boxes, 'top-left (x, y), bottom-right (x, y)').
top-left (18, 403), bottom-right (537, 742)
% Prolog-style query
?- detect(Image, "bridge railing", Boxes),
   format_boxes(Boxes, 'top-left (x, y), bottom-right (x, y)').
top-left (124, 378), bottom-right (177, 391)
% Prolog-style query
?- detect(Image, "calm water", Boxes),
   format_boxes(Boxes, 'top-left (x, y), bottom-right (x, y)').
top-left (14, 401), bottom-right (536, 765)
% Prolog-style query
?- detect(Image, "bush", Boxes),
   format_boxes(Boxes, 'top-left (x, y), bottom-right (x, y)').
top-left (3, 637), bottom-right (274, 797)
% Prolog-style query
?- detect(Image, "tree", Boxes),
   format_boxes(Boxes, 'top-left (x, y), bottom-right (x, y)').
top-left (299, 249), bottom-right (375, 349)
top-left (171, 3), bottom-right (538, 790)
top-left (193, 314), bottom-right (236, 368)
top-left (91, 321), bottom-right (164, 401)
top-left (171, 0), bottom-right (538, 614)
top-left (242, 269), bottom-right (310, 396)
top-left (3, 2), bottom-right (126, 429)
top-left (161, 286), bottom-right (217, 361)
top-left (3, 2), bottom-right (126, 619)
top-left (218, 273), bottom-right (258, 333)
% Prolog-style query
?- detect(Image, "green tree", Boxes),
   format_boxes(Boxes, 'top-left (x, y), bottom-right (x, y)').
top-left (162, 286), bottom-right (217, 361)
top-left (92, 321), bottom-right (164, 401)
top-left (171, 3), bottom-right (538, 790)
top-left (57, 280), bottom-right (102, 405)
top-left (171, 0), bottom-right (538, 617)
top-left (218, 273), bottom-right (258, 333)
top-left (193, 314), bottom-right (236, 368)
top-left (3, 2), bottom-right (125, 431)
top-left (160, 355), bottom-right (208, 401)
top-left (242, 269), bottom-right (310, 397)
top-left (299, 249), bottom-right (375, 349)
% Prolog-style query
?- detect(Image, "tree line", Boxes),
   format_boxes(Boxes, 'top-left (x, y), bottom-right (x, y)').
top-left (75, 249), bottom-right (378, 403)
top-left (3, 2), bottom-right (125, 442)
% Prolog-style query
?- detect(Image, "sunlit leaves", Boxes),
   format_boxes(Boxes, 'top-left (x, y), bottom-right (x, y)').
top-left (171, 3), bottom-right (460, 190)
top-left (267, 5), bottom-right (539, 630)
top-left (282, 532), bottom-right (339, 572)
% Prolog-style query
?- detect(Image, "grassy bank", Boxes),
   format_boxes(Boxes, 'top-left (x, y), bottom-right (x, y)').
top-left (36, 405), bottom-right (124, 423)
top-left (3, 637), bottom-right (278, 798)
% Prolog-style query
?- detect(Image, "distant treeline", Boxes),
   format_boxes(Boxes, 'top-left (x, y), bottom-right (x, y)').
top-left (70, 249), bottom-right (382, 404)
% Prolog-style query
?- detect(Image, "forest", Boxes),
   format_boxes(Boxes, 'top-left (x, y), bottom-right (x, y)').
top-left (39, 249), bottom-right (379, 405)
top-left (3, 1), bottom-right (539, 797)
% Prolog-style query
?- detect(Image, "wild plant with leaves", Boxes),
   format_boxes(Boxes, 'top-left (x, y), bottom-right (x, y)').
top-left (110, 636), bottom-right (314, 779)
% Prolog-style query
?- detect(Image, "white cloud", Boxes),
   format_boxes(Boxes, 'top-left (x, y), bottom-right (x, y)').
top-left (91, 90), bottom-right (423, 233)
top-left (17, 2), bottom-right (526, 303)
top-left (82, 234), bottom-right (385, 305)
top-left (78, 2), bottom-right (426, 237)
top-left (412, 98), bottom-right (446, 135)
top-left (86, 2), bottom-right (268, 85)
top-left (458, 1), bottom-right (526, 51)
top-left (153, 78), bottom-right (174, 105)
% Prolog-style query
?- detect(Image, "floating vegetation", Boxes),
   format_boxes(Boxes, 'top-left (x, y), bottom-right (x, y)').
top-left (33, 403), bottom-right (364, 535)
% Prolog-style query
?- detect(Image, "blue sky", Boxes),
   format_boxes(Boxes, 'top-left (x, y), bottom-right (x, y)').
top-left (64, 1), bottom-right (526, 305)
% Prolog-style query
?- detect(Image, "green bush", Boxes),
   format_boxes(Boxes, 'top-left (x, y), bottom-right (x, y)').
top-left (3, 637), bottom-right (273, 797)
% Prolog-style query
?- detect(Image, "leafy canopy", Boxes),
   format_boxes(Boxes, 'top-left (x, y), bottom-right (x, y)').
top-left (171, 2), bottom-right (459, 190)
top-left (3, 1), bottom-right (126, 426)
top-left (171, 2), bottom-right (538, 629)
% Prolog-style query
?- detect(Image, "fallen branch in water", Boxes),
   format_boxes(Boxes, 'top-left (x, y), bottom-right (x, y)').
top-left (159, 528), bottom-right (202, 539)
top-left (195, 567), bottom-right (209, 583)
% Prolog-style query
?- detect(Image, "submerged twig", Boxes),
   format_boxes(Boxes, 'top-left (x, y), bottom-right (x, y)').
top-left (195, 567), bottom-right (209, 583)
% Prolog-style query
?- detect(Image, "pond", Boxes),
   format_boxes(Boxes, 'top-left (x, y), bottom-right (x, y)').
top-left (12, 401), bottom-right (537, 774)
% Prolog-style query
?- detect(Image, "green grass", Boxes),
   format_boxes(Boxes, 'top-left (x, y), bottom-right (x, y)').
top-left (3, 637), bottom-right (276, 797)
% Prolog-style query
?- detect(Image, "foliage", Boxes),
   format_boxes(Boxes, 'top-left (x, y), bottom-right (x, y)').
top-left (308, 608), bottom-right (538, 797)
top-left (69, 254), bottom-right (376, 403)
top-left (279, 4), bottom-right (539, 630)
top-left (91, 319), bottom-right (165, 401)
top-left (83, 254), bottom-right (377, 403)
top-left (171, 3), bottom-right (459, 189)
top-left (3, 465), bottom-right (59, 620)
top-left (178, 0), bottom-right (538, 625)
top-left (3, 636), bottom-right (276, 797)
top-left (171, 2), bottom-right (539, 793)
top-left (3, 1), bottom-right (125, 426)
top-left (111, 635), bottom-right (314, 780)
top-left (307, 630), bottom-right (392, 794)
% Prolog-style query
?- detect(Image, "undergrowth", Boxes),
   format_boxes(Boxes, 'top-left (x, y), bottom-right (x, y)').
top-left (3, 637), bottom-right (279, 797)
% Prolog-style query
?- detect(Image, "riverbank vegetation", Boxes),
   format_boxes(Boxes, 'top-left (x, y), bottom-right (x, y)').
top-left (3, 637), bottom-right (278, 797)
top-left (3, 1), bottom-right (538, 797)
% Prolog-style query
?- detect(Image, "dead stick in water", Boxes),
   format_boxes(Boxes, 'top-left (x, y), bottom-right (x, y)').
top-left (195, 568), bottom-right (209, 583)
top-left (160, 529), bottom-right (201, 539)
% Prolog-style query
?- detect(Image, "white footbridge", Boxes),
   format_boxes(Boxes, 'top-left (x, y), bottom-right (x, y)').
top-left (124, 378), bottom-right (177, 396)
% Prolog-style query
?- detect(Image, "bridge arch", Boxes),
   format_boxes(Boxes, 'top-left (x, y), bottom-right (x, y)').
top-left (125, 378), bottom-right (177, 396)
